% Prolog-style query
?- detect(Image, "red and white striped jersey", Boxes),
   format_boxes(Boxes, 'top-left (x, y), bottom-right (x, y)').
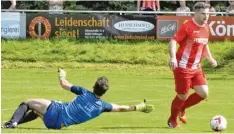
top-left (172, 18), bottom-right (210, 70)
top-left (141, 0), bottom-right (157, 10)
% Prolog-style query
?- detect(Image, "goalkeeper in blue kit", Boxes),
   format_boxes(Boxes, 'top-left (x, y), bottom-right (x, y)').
top-left (2, 68), bottom-right (154, 129)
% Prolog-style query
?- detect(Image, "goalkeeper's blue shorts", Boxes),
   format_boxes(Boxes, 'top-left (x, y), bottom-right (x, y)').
top-left (43, 100), bottom-right (63, 129)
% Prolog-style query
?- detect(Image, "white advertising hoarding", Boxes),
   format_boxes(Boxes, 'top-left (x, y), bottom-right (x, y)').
top-left (1, 12), bottom-right (26, 38)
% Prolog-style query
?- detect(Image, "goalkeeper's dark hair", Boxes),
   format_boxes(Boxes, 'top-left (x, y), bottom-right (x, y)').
top-left (93, 76), bottom-right (109, 96)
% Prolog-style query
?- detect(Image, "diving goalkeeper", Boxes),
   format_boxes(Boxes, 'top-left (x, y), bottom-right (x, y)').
top-left (2, 68), bottom-right (154, 129)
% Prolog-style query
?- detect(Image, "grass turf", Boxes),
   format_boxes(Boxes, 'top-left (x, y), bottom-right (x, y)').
top-left (1, 67), bottom-right (234, 133)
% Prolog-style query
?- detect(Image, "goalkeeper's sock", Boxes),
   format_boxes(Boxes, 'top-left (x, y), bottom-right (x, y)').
top-left (181, 93), bottom-right (204, 111)
top-left (10, 102), bottom-right (29, 124)
top-left (18, 110), bottom-right (38, 125)
top-left (170, 96), bottom-right (185, 121)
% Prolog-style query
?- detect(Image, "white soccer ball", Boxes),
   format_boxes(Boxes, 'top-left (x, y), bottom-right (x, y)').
top-left (210, 115), bottom-right (227, 131)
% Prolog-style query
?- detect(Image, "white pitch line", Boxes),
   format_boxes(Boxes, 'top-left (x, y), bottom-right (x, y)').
top-left (2, 95), bottom-right (31, 100)
top-left (1, 108), bottom-right (16, 111)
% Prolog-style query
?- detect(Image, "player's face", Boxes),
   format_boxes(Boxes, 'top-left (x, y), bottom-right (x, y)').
top-left (197, 8), bottom-right (210, 24)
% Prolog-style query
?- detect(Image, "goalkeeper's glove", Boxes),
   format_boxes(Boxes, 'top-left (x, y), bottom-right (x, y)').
top-left (58, 68), bottom-right (66, 80)
top-left (135, 99), bottom-right (154, 113)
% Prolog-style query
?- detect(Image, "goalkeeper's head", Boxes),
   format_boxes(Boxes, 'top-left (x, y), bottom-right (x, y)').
top-left (93, 76), bottom-right (109, 96)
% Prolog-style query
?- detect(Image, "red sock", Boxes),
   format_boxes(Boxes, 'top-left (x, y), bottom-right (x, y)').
top-left (170, 96), bottom-right (185, 121)
top-left (181, 93), bottom-right (204, 112)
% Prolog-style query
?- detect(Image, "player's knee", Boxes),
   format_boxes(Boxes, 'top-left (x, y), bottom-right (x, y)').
top-left (197, 88), bottom-right (209, 99)
top-left (25, 99), bottom-right (31, 104)
top-left (177, 93), bottom-right (188, 101)
top-left (203, 89), bottom-right (208, 99)
top-left (200, 91), bottom-right (208, 99)
top-left (194, 85), bottom-right (208, 99)
top-left (25, 99), bottom-right (34, 109)
top-left (20, 101), bottom-right (29, 106)
top-left (17, 101), bottom-right (30, 111)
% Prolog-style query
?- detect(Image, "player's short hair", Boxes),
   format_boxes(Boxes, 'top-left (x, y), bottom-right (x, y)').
top-left (193, 2), bottom-right (210, 12)
top-left (93, 76), bottom-right (109, 96)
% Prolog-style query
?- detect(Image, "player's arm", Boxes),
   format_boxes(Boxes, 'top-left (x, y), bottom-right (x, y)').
top-left (168, 39), bottom-right (178, 70)
top-left (110, 104), bottom-right (135, 112)
top-left (110, 99), bottom-right (154, 113)
top-left (203, 45), bottom-right (217, 67)
top-left (58, 68), bottom-right (72, 91)
top-left (58, 68), bottom-right (89, 95)
top-left (203, 45), bottom-right (212, 60)
top-left (168, 24), bottom-right (187, 70)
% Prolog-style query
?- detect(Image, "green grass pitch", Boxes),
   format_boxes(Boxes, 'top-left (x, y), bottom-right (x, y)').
top-left (1, 67), bottom-right (234, 133)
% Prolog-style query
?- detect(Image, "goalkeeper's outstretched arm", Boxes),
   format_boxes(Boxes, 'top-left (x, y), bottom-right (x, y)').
top-left (110, 104), bottom-right (135, 112)
top-left (110, 99), bottom-right (154, 113)
top-left (58, 68), bottom-right (72, 91)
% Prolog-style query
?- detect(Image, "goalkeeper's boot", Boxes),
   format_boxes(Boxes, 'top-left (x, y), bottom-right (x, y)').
top-left (167, 117), bottom-right (180, 128)
top-left (1, 121), bottom-right (17, 129)
top-left (179, 111), bottom-right (187, 124)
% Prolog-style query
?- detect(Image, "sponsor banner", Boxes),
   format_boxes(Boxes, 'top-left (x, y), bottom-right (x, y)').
top-left (26, 13), bottom-right (112, 39)
top-left (54, 14), bottom-right (112, 39)
top-left (111, 15), bottom-right (156, 40)
top-left (157, 20), bottom-right (178, 38)
top-left (209, 17), bottom-right (234, 41)
top-left (1, 12), bottom-right (26, 38)
top-left (157, 16), bottom-right (234, 41)
top-left (26, 14), bottom-right (156, 40)
top-left (26, 14), bottom-right (52, 39)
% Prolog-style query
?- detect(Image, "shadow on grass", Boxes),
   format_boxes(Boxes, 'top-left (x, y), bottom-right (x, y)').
top-left (207, 77), bottom-right (234, 80)
top-left (10, 127), bottom-right (66, 130)
top-left (100, 126), bottom-right (170, 129)
top-left (201, 130), bottom-right (216, 132)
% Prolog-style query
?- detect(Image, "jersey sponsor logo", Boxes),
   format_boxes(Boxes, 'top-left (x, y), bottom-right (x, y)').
top-left (209, 21), bottom-right (234, 36)
top-left (193, 31), bottom-right (200, 34)
top-left (114, 20), bottom-right (154, 32)
top-left (193, 38), bottom-right (208, 45)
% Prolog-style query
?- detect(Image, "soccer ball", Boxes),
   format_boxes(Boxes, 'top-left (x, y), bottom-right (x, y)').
top-left (210, 115), bottom-right (227, 131)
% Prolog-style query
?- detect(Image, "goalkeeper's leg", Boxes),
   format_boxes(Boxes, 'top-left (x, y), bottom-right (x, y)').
top-left (2, 102), bottom-right (29, 128)
top-left (18, 110), bottom-right (38, 125)
top-left (2, 99), bottom-right (51, 129)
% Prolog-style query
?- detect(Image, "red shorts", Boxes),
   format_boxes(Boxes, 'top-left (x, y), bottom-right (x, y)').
top-left (173, 67), bottom-right (207, 94)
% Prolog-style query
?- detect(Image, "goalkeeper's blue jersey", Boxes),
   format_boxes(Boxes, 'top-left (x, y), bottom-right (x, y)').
top-left (61, 85), bottom-right (113, 127)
